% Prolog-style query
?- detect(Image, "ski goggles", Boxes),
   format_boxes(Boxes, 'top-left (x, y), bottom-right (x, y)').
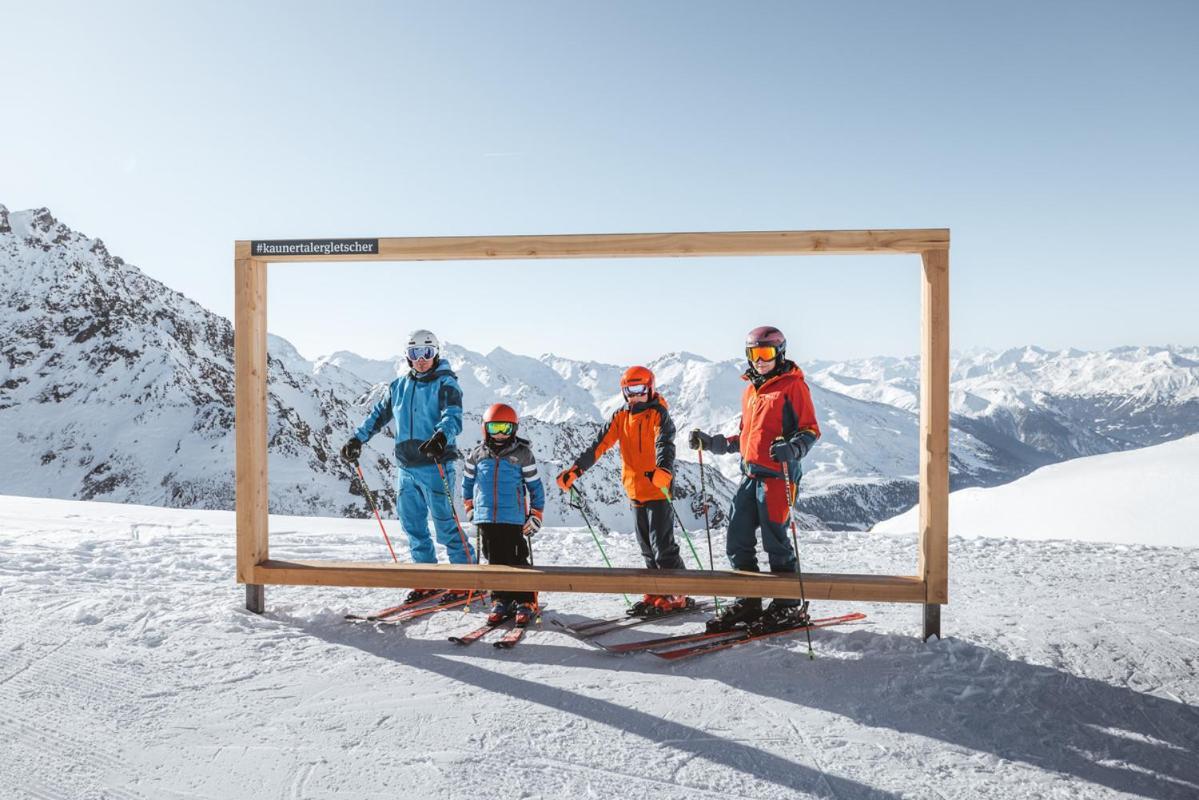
top-left (407, 345), bottom-right (437, 361)
top-left (746, 345), bottom-right (779, 362)
top-left (621, 383), bottom-right (650, 398)
top-left (484, 421), bottom-right (515, 436)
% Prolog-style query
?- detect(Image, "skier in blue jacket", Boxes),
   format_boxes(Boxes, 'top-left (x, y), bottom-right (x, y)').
top-left (462, 403), bottom-right (545, 627)
top-left (341, 329), bottom-right (475, 604)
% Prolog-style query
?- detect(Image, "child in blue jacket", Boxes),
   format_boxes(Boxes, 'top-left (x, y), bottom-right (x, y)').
top-left (462, 403), bottom-right (545, 627)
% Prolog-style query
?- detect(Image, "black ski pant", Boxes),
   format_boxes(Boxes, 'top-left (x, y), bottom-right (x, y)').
top-left (631, 499), bottom-right (687, 571)
top-left (478, 522), bottom-right (535, 603)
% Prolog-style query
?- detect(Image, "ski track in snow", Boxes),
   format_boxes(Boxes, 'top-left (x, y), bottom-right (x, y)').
top-left (0, 496), bottom-right (1197, 799)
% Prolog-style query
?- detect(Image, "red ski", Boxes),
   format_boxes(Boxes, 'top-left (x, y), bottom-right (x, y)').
top-left (599, 612), bottom-right (861, 654)
top-left (449, 619), bottom-right (512, 646)
top-left (344, 590), bottom-right (449, 622)
top-left (375, 593), bottom-right (484, 625)
top-left (652, 612), bottom-right (866, 660)
top-left (551, 601), bottom-right (713, 639)
top-left (492, 625), bottom-right (527, 649)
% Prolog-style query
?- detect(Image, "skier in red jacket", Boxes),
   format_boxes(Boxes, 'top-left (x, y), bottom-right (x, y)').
top-left (688, 326), bottom-right (820, 632)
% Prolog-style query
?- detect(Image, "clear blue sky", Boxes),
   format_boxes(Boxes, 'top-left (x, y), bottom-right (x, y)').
top-left (3, 1), bottom-right (1196, 364)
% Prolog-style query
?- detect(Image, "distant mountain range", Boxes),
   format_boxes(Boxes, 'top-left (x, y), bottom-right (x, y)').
top-left (3, 204), bottom-right (1197, 530)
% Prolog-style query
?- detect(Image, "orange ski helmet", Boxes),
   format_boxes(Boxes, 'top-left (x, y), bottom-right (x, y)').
top-left (482, 403), bottom-right (519, 440)
top-left (620, 365), bottom-right (655, 400)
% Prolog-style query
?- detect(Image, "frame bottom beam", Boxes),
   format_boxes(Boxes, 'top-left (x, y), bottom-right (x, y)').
top-left (248, 560), bottom-right (927, 604)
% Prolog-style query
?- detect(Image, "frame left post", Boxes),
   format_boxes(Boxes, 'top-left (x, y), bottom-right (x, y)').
top-left (235, 255), bottom-right (269, 613)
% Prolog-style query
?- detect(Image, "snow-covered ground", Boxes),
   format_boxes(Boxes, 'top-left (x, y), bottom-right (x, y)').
top-left (2, 495), bottom-right (1196, 799)
top-left (875, 434), bottom-right (1199, 547)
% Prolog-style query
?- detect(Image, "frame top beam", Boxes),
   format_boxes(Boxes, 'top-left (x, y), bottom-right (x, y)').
top-left (236, 228), bottom-right (950, 262)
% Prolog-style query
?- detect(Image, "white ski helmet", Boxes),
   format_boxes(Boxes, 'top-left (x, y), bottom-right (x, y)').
top-left (407, 329), bottom-right (439, 351)
top-left (406, 329), bottom-right (440, 368)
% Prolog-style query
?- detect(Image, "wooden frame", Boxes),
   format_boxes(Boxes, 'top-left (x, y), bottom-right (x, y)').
top-left (235, 228), bottom-right (950, 638)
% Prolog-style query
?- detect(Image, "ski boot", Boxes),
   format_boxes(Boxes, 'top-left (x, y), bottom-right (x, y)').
top-left (487, 599), bottom-right (515, 625)
top-left (705, 597), bottom-right (763, 634)
top-left (751, 600), bottom-right (811, 634)
top-left (627, 594), bottom-right (660, 618)
top-left (653, 595), bottom-right (695, 613)
top-left (404, 588), bottom-right (442, 605)
top-left (513, 602), bottom-right (539, 628)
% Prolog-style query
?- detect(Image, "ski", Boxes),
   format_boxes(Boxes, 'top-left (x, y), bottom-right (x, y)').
top-left (596, 626), bottom-right (735, 654)
top-left (374, 593), bottom-right (484, 625)
top-left (344, 590), bottom-right (449, 622)
top-left (551, 603), bottom-right (695, 634)
top-left (551, 601), bottom-right (714, 639)
top-left (449, 619), bottom-right (513, 646)
top-left (550, 613), bottom-right (628, 635)
top-left (651, 612), bottom-right (867, 661)
top-left (602, 612), bottom-right (861, 654)
top-left (493, 625), bottom-right (527, 649)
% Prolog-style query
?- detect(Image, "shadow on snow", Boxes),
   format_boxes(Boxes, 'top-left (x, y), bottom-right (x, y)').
top-left (290, 613), bottom-right (1199, 800)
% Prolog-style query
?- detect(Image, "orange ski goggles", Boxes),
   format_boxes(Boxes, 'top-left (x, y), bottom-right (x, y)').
top-left (746, 345), bottom-right (780, 362)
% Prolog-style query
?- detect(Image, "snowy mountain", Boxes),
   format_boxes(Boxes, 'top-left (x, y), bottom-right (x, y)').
top-left (808, 346), bottom-right (1199, 460)
top-left (2, 493), bottom-right (1196, 798)
top-left (330, 344), bottom-right (1199, 529)
top-left (3, 204), bottom-right (1197, 531)
top-left (0, 205), bottom-right (727, 534)
top-left (874, 433), bottom-right (1199, 547)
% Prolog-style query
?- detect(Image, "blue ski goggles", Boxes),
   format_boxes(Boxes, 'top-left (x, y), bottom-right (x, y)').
top-left (407, 345), bottom-right (437, 361)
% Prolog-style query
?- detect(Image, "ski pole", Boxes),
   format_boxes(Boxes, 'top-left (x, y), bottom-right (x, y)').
top-left (434, 459), bottom-right (475, 564)
top-left (657, 486), bottom-right (718, 610)
top-left (526, 531), bottom-right (541, 625)
top-left (657, 487), bottom-right (707, 571)
top-left (434, 458), bottom-right (481, 609)
top-left (696, 446), bottom-right (721, 611)
top-left (352, 463), bottom-right (398, 562)
top-left (779, 457), bottom-right (814, 660)
top-left (569, 486), bottom-right (631, 607)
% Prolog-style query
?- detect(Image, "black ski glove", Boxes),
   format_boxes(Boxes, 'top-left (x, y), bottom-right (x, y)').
top-left (769, 439), bottom-right (798, 463)
top-left (419, 429), bottom-right (448, 460)
top-left (340, 437), bottom-right (363, 462)
top-left (688, 429), bottom-right (713, 451)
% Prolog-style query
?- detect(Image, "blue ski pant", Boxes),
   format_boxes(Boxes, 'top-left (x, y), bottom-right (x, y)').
top-left (726, 474), bottom-right (802, 606)
top-left (396, 462), bottom-right (476, 565)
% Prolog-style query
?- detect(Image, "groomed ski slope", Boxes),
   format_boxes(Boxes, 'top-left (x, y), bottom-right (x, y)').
top-left (875, 434), bottom-right (1199, 547)
top-left (1, 495), bottom-right (1196, 799)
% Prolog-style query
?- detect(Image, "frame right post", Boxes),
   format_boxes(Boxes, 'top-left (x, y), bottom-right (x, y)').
top-left (919, 248), bottom-right (950, 639)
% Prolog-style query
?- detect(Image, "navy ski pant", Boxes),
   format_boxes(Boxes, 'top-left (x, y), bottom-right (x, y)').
top-left (726, 474), bottom-right (801, 606)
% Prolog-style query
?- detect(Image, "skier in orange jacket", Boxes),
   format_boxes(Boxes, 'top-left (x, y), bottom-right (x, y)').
top-left (557, 366), bottom-right (693, 616)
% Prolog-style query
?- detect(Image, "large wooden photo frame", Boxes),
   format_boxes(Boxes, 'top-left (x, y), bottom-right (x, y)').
top-left (234, 229), bottom-right (950, 639)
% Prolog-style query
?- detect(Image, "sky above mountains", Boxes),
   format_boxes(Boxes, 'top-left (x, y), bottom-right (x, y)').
top-left (2, 2), bottom-right (1197, 363)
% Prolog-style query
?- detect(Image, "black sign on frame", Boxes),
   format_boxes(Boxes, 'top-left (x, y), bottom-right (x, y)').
top-left (250, 239), bottom-right (380, 257)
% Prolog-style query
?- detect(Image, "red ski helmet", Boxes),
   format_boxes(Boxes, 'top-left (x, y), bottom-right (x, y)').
top-left (620, 365), bottom-right (655, 400)
top-left (745, 326), bottom-right (786, 364)
top-left (482, 403), bottom-right (519, 439)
